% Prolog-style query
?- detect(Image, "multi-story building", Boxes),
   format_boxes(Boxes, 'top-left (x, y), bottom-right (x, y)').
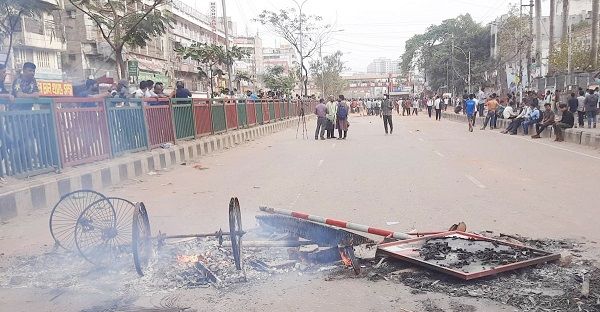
top-left (262, 44), bottom-right (297, 73)
top-left (2, 0), bottom-right (67, 88)
top-left (234, 35), bottom-right (263, 91)
top-left (342, 73), bottom-right (400, 98)
top-left (366, 57), bottom-right (400, 74)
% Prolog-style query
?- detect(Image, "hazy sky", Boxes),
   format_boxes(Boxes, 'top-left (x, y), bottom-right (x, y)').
top-left (184, 0), bottom-right (518, 72)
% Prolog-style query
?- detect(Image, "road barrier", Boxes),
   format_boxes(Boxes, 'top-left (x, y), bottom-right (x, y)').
top-left (0, 97), bottom-right (314, 178)
top-left (0, 98), bottom-right (59, 177)
top-left (54, 97), bottom-right (111, 167)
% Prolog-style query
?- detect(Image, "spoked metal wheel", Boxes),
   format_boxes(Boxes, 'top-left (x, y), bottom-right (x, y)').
top-left (74, 197), bottom-right (136, 266)
top-left (49, 190), bottom-right (107, 250)
top-left (228, 197), bottom-right (243, 270)
top-left (132, 202), bottom-right (152, 276)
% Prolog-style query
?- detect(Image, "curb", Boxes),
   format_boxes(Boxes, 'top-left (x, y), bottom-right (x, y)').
top-left (0, 117), bottom-right (304, 222)
top-left (442, 112), bottom-right (600, 145)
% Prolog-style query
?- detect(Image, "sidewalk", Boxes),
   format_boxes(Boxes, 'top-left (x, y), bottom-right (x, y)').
top-left (442, 111), bottom-right (600, 148)
top-left (0, 117), bottom-right (303, 221)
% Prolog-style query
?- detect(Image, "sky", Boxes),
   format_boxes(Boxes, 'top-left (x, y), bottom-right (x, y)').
top-left (183, 0), bottom-right (519, 72)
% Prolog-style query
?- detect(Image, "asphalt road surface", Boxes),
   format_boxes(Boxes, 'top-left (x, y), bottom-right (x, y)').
top-left (1, 112), bottom-right (599, 311)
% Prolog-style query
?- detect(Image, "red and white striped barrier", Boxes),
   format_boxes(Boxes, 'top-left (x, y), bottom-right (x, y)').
top-left (259, 206), bottom-right (413, 240)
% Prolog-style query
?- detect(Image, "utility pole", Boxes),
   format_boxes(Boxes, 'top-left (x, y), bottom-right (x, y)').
top-left (451, 35), bottom-right (455, 95)
top-left (535, 0), bottom-right (542, 66)
top-left (527, 0), bottom-right (534, 90)
top-left (222, 0), bottom-right (233, 94)
top-left (548, 0), bottom-right (556, 75)
top-left (591, 0), bottom-right (599, 69)
top-left (567, 23), bottom-right (573, 85)
top-left (518, 0), bottom-right (524, 105)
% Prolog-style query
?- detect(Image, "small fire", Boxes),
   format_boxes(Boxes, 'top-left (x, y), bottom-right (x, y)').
top-left (338, 248), bottom-right (353, 267)
top-left (177, 255), bottom-right (205, 264)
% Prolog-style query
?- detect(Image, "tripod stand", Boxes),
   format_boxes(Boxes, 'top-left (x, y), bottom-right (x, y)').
top-left (296, 101), bottom-right (308, 139)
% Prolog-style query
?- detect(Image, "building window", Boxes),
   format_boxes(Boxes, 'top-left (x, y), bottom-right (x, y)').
top-left (14, 48), bottom-right (28, 65)
top-left (37, 51), bottom-right (51, 68)
top-left (23, 16), bottom-right (44, 35)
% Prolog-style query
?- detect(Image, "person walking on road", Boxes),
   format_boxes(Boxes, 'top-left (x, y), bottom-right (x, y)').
top-left (426, 97), bottom-right (434, 118)
top-left (336, 95), bottom-right (350, 139)
top-left (412, 97), bottom-right (419, 115)
top-left (584, 88), bottom-right (598, 128)
top-left (465, 94), bottom-right (477, 132)
top-left (554, 103), bottom-right (574, 142)
top-left (434, 95), bottom-right (443, 121)
top-left (481, 93), bottom-right (499, 130)
top-left (326, 96), bottom-right (338, 139)
top-left (381, 94), bottom-right (394, 134)
top-left (314, 98), bottom-right (327, 140)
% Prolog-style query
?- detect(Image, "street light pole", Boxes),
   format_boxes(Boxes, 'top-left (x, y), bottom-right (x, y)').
top-left (221, 0), bottom-right (233, 95)
top-left (468, 51), bottom-right (471, 94)
top-left (292, 0), bottom-right (308, 97)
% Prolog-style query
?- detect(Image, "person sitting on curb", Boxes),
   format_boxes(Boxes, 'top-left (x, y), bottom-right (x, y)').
top-left (553, 103), bottom-right (574, 142)
top-left (502, 102), bottom-right (532, 134)
top-left (531, 103), bottom-right (555, 139)
top-left (503, 100), bottom-right (517, 119)
top-left (521, 102), bottom-right (540, 135)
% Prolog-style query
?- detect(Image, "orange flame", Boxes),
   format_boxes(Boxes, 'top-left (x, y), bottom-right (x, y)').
top-left (339, 248), bottom-right (353, 267)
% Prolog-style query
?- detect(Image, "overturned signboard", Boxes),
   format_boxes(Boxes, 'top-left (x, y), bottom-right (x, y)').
top-left (377, 231), bottom-right (561, 280)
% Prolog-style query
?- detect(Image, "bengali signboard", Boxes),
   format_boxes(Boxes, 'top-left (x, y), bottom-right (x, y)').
top-left (39, 81), bottom-right (73, 97)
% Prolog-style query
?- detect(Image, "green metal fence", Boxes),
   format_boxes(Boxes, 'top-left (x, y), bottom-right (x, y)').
top-left (236, 99), bottom-right (248, 128)
top-left (106, 98), bottom-right (148, 156)
top-left (269, 100), bottom-right (276, 120)
top-left (171, 98), bottom-right (195, 140)
top-left (255, 100), bottom-right (264, 124)
top-left (211, 100), bottom-right (227, 133)
top-left (0, 98), bottom-right (59, 177)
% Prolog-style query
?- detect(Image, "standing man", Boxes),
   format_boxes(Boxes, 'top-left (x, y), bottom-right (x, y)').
top-left (584, 88), bottom-right (598, 128)
top-left (481, 93), bottom-right (499, 130)
top-left (553, 103), bottom-right (574, 142)
top-left (336, 95), bottom-right (350, 139)
top-left (411, 97), bottom-right (419, 115)
top-left (426, 96), bottom-right (434, 118)
top-left (477, 87), bottom-right (486, 117)
top-left (11, 62), bottom-right (40, 110)
top-left (576, 90), bottom-right (586, 128)
top-left (465, 94), bottom-right (477, 132)
top-left (325, 96), bottom-right (337, 139)
top-left (531, 103), bottom-right (555, 138)
top-left (568, 92), bottom-right (579, 116)
top-left (314, 98), bottom-right (327, 140)
top-left (381, 94), bottom-right (393, 134)
top-left (434, 95), bottom-right (442, 121)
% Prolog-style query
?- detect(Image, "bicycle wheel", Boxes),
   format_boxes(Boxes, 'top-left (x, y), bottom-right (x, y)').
top-left (132, 202), bottom-right (152, 276)
top-left (49, 190), bottom-right (107, 250)
top-left (228, 197), bottom-right (243, 270)
top-left (75, 197), bottom-right (136, 266)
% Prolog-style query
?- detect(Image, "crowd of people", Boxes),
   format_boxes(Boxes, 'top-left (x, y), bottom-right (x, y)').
top-left (456, 86), bottom-right (598, 142)
top-left (314, 95), bottom-right (350, 140)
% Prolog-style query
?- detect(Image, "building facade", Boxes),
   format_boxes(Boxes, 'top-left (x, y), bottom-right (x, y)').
top-left (366, 57), bottom-right (400, 74)
top-left (262, 44), bottom-right (297, 73)
top-left (342, 73), bottom-right (399, 98)
top-left (1, 0), bottom-right (67, 86)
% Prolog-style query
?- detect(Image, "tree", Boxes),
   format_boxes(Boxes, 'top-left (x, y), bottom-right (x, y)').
top-left (548, 0), bottom-right (556, 74)
top-left (254, 8), bottom-right (330, 97)
top-left (234, 71), bottom-right (252, 91)
top-left (309, 51), bottom-right (347, 97)
top-left (262, 66), bottom-right (296, 95)
top-left (399, 14), bottom-right (491, 93)
top-left (549, 41), bottom-right (591, 73)
top-left (175, 42), bottom-right (247, 97)
top-left (0, 0), bottom-right (51, 65)
top-left (592, 0), bottom-right (599, 68)
top-left (68, 0), bottom-right (172, 79)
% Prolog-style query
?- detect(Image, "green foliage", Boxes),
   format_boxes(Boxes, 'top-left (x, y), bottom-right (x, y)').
top-left (262, 66), bottom-right (296, 95)
top-left (309, 51), bottom-right (347, 96)
top-left (399, 14), bottom-right (492, 92)
top-left (68, 0), bottom-right (172, 78)
top-left (254, 8), bottom-right (330, 96)
top-left (549, 41), bottom-right (592, 73)
top-left (175, 42), bottom-right (248, 97)
top-left (0, 0), bottom-right (51, 64)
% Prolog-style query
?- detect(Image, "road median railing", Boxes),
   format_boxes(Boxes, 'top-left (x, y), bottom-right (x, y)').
top-left (106, 98), bottom-right (148, 156)
top-left (0, 97), bottom-right (315, 178)
top-left (0, 98), bottom-right (60, 177)
top-left (54, 97), bottom-right (111, 167)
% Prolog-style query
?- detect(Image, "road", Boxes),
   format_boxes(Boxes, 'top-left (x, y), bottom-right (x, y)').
top-left (1, 112), bottom-right (599, 311)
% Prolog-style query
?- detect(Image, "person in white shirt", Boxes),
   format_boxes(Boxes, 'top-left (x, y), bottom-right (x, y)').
top-left (503, 102), bottom-right (516, 119)
top-left (434, 95), bottom-right (443, 120)
top-left (426, 97), bottom-right (434, 118)
top-left (477, 88), bottom-right (486, 117)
